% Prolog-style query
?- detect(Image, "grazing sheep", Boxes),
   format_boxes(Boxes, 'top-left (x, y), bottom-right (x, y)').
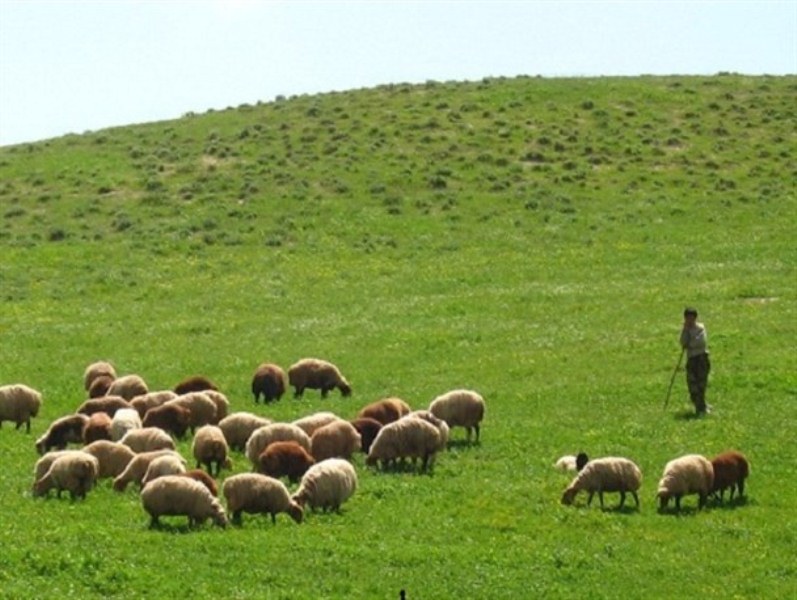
top-left (0, 383), bottom-right (42, 433)
top-left (192, 425), bottom-right (231, 476)
top-left (292, 458), bottom-right (358, 513)
top-left (555, 452), bottom-right (590, 473)
top-left (35, 414), bottom-right (89, 455)
top-left (33, 452), bottom-right (99, 500)
top-left (710, 451), bottom-right (750, 502)
top-left (140, 475), bottom-right (227, 528)
top-left (366, 417), bottom-right (444, 472)
top-left (203, 390), bottom-right (229, 423)
top-left (83, 361), bottom-right (117, 391)
top-left (130, 390), bottom-right (178, 419)
top-left (88, 375), bottom-right (114, 399)
top-left (173, 375), bottom-right (218, 395)
top-left (33, 450), bottom-right (83, 484)
top-left (429, 389), bottom-right (485, 443)
top-left (561, 457), bottom-right (642, 509)
top-left (218, 412), bottom-right (272, 452)
top-left (292, 411), bottom-right (344, 437)
top-left (142, 403), bottom-right (191, 439)
top-left (288, 358), bottom-right (352, 399)
top-left (166, 392), bottom-right (217, 434)
top-left (107, 375), bottom-right (149, 401)
top-left (245, 423), bottom-right (312, 468)
top-left (82, 412), bottom-right (113, 444)
top-left (180, 469), bottom-right (218, 497)
top-left (111, 408), bottom-right (142, 442)
top-left (113, 450), bottom-right (185, 492)
top-left (406, 410), bottom-right (450, 449)
top-left (119, 427), bottom-right (176, 453)
top-left (258, 441), bottom-right (316, 483)
top-left (223, 473), bottom-right (303, 525)
top-left (81, 440), bottom-right (136, 478)
top-left (349, 417), bottom-right (383, 454)
top-left (251, 363), bottom-right (288, 403)
top-left (310, 420), bottom-right (362, 462)
top-left (657, 454), bottom-right (715, 511)
top-left (356, 397), bottom-right (411, 425)
top-left (141, 454), bottom-right (187, 487)
top-left (76, 395), bottom-right (132, 417)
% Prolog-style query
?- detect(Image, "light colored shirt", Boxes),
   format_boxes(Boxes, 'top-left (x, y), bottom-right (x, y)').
top-left (680, 322), bottom-right (708, 357)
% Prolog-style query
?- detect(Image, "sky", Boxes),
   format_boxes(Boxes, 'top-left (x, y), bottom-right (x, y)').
top-left (0, 0), bottom-right (795, 146)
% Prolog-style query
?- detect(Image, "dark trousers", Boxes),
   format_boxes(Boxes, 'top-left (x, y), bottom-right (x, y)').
top-left (686, 353), bottom-right (711, 412)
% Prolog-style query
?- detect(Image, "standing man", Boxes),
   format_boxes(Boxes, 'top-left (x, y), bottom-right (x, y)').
top-left (680, 307), bottom-right (711, 415)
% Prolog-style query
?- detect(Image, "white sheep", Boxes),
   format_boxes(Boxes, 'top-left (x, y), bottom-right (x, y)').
top-left (192, 425), bottom-right (231, 476)
top-left (165, 392), bottom-right (217, 433)
top-left (554, 452), bottom-right (590, 473)
top-left (0, 383), bottom-right (42, 433)
top-left (81, 440), bottom-right (136, 478)
top-left (561, 457), bottom-right (642, 509)
top-left (291, 458), bottom-right (358, 513)
top-left (406, 410), bottom-right (450, 449)
top-left (141, 454), bottom-right (187, 487)
top-left (222, 473), bottom-right (303, 525)
top-left (110, 408), bottom-right (142, 441)
top-left (119, 427), bottom-right (176, 453)
top-left (140, 475), bottom-right (227, 528)
top-left (288, 358), bottom-right (352, 398)
top-left (218, 412), bottom-right (272, 451)
top-left (428, 389), bottom-right (485, 443)
top-left (107, 374), bottom-right (149, 401)
top-left (245, 423), bottom-right (312, 468)
top-left (33, 450), bottom-right (84, 484)
top-left (33, 452), bottom-right (99, 500)
top-left (657, 454), bottom-right (715, 511)
top-left (310, 419), bottom-right (362, 462)
top-left (83, 361), bottom-right (117, 391)
top-left (113, 449), bottom-right (184, 492)
top-left (292, 411), bottom-right (343, 437)
top-left (366, 417), bottom-right (444, 472)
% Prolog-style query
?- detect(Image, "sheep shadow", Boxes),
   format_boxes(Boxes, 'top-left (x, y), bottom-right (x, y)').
top-left (369, 462), bottom-right (436, 477)
top-left (569, 503), bottom-right (640, 515)
top-left (709, 495), bottom-right (750, 510)
top-left (672, 410), bottom-right (704, 421)
top-left (656, 505), bottom-right (706, 517)
top-left (446, 439), bottom-right (481, 451)
top-left (147, 521), bottom-right (204, 534)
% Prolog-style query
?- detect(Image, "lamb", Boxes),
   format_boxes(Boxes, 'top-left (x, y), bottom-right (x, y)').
top-left (258, 441), bottom-right (316, 483)
top-left (113, 450), bottom-right (185, 492)
top-left (349, 417), bottom-right (383, 454)
top-left (288, 358), bottom-right (352, 398)
top-left (140, 475), bottom-right (227, 528)
top-left (0, 383), bottom-right (42, 433)
top-left (710, 451), bottom-right (750, 502)
top-left (110, 408), bottom-right (142, 441)
top-left (192, 425), bottom-right (231, 476)
top-left (83, 361), bottom-right (117, 391)
top-left (203, 390), bottom-right (229, 423)
top-left (251, 363), bottom-right (288, 403)
top-left (119, 427), bottom-right (176, 453)
top-left (33, 452), bottom-right (99, 500)
top-left (428, 389), bottom-right (485, 443)
top-left (173, 375), bottom-right (218, 395)
top-left (142, 402), bottom-right (191, 439)
top-left (88, 375), bottom-right (114, 399)
top-left (554, 452), bottom-right (590, 472)
top-left (657, 454), bottom-right (715, 511)
top-left (107, 374), bottom-right (149, 401)
top-left (180, 469), bottom-right (219, 497)
top-left (310, 420), bottom-right (362, 462)
top-left (81, 440), bottom-right (136, 478)
top-left (141, 454), bottom-right (188, 487)
top-left (35, 414), bottom-right (89, 455)
top-left (223, 473), bottom-right (303, 525)
top-left (165, 392), bottom-right (217, 433)
top-left (561, 457), bottom-right (642, 509)
top-left (366, 417), bottom-right (444, 472)
top-left (357, 397), bottom-right (411, 425)
top-left (292, 458), bottom-right (358, 513)
top-left (130, 390), bottom-right (178, 419)
top-left (76, 395), bottom-right (132, 417)
top-left (245, 423), bottom-right (312, 468)
top-left (218, 412), bottom-right (272, 451)
top-left (292, 411), bottom-right (344, 437)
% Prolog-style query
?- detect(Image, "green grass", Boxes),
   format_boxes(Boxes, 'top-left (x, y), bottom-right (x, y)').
top-left (1, 74), bottom-right (796, 598)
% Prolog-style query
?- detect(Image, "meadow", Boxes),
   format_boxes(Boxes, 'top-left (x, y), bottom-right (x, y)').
top-left (0, 74), bottom-right (795, 598)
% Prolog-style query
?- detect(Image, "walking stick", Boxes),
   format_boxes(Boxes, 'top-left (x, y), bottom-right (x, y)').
top-left (663, 349), bottom-right (685, 410)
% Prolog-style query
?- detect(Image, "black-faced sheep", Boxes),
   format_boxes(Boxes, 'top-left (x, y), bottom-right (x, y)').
top-left (35, 414), bottom-right (89, 455)
top-left (110, 408), bottom-right (142, 442)
top-left (349, 417), bottom-right (383, 454)
top-left (82, 412), bottom-right (113, 444)
top-left (119, 427), bottom-right (176, 453)
top-left (561, 457), bottom-right (642, 509)
top-left (710, 451), bottom-right (750, 502)
top-left (83, 361), bottom-right (116, 392)
top-left (33, 452), bottom-right (99, 500)
top-left (141, 454), bottom-right (188, 487)
top-left (292, 458), bottom-right (358, 513)
top-left (113, 450), bottom-right (184, 492)
top-left (245, 423), bottom-right (312, 468)
top-left (88, 375), bottom-right (114, 399)
top-left (288, 358), bottom-right (352, 399)
top-left (657, 454), bottom-right (714, 511)
top-left (0, 383), bottom-right (42, 433)
top-left (180, 469), bottom-right (219, 497)
top-left (107, 375), bottom-right (149, 401)
top-left (142, 403), bottom-right (191, 439)
top-left (357, 397), bottom-right (411, 425)
top-left (251, 363), bottom-right (288, 403)
top-left (81, 440), bottom-right (136, 479)
top-left (428, 389), bottom-right (485, 443)
top-left (555, 452), bottom-right (590, 472)
top-left (258, 441), bottom-right (316, 483)
top-left (130, 390), bottom-right (178, 419)
top-left (366, 417), bottom-right (444, 473)
top-left (218, 412), bottom-right (272, 452)
top-left (76, 396), bottom-right (131, 418)
top-left (310, 420), bottom-right (362, 462)
top-left (165, 392), bottom-right (217, 434)
top-left (223, 473), bottom-right (303, 525)
top-left (292, 411), bottom-right (344, 437)
top-left (192, 425), bottom-right (231, 476)
top-left (173, 375), bottom-right (218, 395)
top-left (140, 475), bottom-right (227, 528)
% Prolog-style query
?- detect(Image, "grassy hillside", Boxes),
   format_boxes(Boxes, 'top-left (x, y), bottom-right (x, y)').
top-left (1, 74), bottom-right (795, 598)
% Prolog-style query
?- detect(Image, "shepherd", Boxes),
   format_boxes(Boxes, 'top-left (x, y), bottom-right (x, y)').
top-left (680, 307), bottom-right (712, 415)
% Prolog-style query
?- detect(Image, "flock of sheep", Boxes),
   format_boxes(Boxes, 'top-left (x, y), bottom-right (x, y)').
top-left (0, 358), bottom-right (486, 528)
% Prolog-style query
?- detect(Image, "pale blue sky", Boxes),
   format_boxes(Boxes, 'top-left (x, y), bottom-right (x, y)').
top-left (1, 0), bottom-right (795, 146)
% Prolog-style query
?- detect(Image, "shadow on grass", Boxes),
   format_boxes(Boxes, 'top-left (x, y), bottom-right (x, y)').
top-left (369, 461), bottom-right (436, 476)
top-left (709, 495), bottom-right (751, 510)
top-left (673, 410), bottom-right (707, 421)
top-left (656, 505), bottom-right (706, 517)
top-left (446, 439), bottom-right (481, 450)
top-left (569, 503), bottom-right (641, 515)
top-left (148, 521), bottom-right (211, 534)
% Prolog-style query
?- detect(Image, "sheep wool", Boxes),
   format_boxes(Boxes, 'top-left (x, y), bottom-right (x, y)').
top-left (192, 425), bottom-right (231, 476)
top-left (223, 473), bottom-right (303, 525)
top-left (356, 398), bottom-right (411, 425)
top-left (292, 411), bottom-right (344, 437)
top-left (142, 403), bottom-right (191, 439)
top-left (35, 414), bottom-right (89, 455)
top-left (140, 475), bottom-right (227, 528)
top-left (657, 454), bottom-right (714, 511)
top-left (218, 412), bottom-right (272, 451)
top-left (166, 393), bottom-right (217, 433)
top-left (119, 427), bottom-right (176, 453)
top-left (82, 412), bottom-right (113, 444)
top-left (245, 423), bottom-right (312, 468)
top-left (76, 396), bottom-right (132, 417)
top-left (202, 390), bottom-right (230, 423)
top-left (111, 408), bottom-right (142, 442)
top-left (349, 417), bottom-right (383, 454)
top-left (0, 383), bottom-right (42, 433)
top-left (180, 470), bottom-right (219, 497)
top-left (113, 450), bottom-right (184, 492)
top-left (251, 363), bottom-right (288, 403)
top-left (83, 361), bottom-right (117, 392)
top-left (561, 457), bottom-right (642, 509)
top-left (88, 374), bottom-right (114, 399)
top-left (428, 389), bottom-right (485, 443)
top-left (33, 450), bottom-right (84, 484)
top-left (81, 440), bottom-right (136, 479)
top-left (173, 375), bottom-right (218, 395)
top-left (554, 452), bottom-right (590, 473)
top-left (107, 375), bottom-right (149, 401)
top-left (310, 420), bottom-right (362, 462)
top-left (288, 358), bottom-right (352, 399)
top-left (33, 452), bottom-right (99, 500)
top-left (141, 454), bottom-right (188, 487)
top-left (710, 451), bottom-right (750, 502)
top-left (366, 417), bottom-right (443, 472)
top-left (292, 458), bottom-right (358, 513)
top-left (257, 441), bottom-right (316, 483)
top-left (130, 390), bottom-right (178, 419)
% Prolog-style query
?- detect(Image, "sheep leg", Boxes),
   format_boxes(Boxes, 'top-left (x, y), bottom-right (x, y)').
top-left (271, 513), bottom-right (277, 525)
top-left (474, 424), bottom-right (480, 442)
top-left (737, 480), bottom-right (745, 498)
top-left (631, 491), bottom-right (639, 508)
top-left (321, 388), bottom-right (329, 399)
top-left (232, 510), bottom-right (242, 526)
top-left (617, 491), bottom-right (625, 509)
top-left (674, 496), bottom-right (681, 511)
top-left (465, 427), bottom-right (472, 443)
top-left (698, 493), bottom-right (707, 509)
top-left (149, 516), bottom-right (160, 528)
top-left (293, 387), bottom-right (304, 399)
top-left (587, 491), bottom-right (595, 506)
top-left (599, 491), bottom-right (605, 509)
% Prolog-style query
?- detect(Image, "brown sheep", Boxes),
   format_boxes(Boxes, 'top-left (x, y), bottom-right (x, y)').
top-left (258, 441), bottom-right (316, 484)
top-left (180, 469), bottom-right (219, 497)
top-left (107, 375), bottom-right (149, 401)
top-left (88, 374), bottom-right (114, 399)
top-left (357, 397), bottom-right (411, 425)
top-left (349, 417), bottom-right (383, 454)
top-left (251, 363), bottom-right (288, 403)
top-left (173, 375), bottom-right (219, 395)
top-left (142, 403), bottom-right (191, 439)
top-left (35, 414), bottom-right (89, 455)
top-left (76, 396), bottom-right (131, 418)
top-left (710, 451), bottom-right (750, 502)
top-left (130, 390), bottom-right (178, 419)
top-left (192, 425), bottom-right (231, 476)
top-left (82, 412), bottom-right (113, 444)
top-left (83, 361), bottom-right (116, 392)
top-left (288, 358), bottom-right (351, 399)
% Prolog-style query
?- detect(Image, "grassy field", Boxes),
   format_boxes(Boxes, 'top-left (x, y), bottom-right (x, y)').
top-left (0, 74), bottom-right (795, 598)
